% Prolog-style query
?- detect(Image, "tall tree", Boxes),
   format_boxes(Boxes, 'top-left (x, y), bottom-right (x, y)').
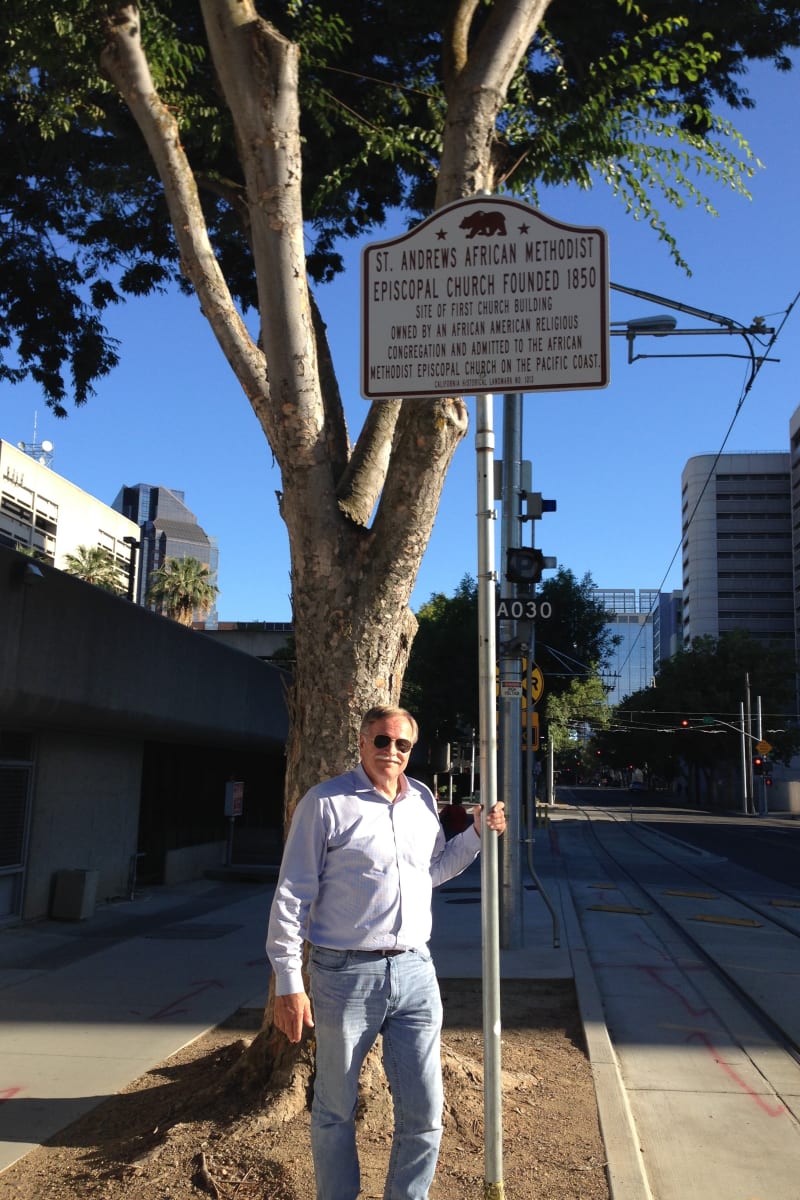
top-left (146, 555), bottom-right (218, 625)
top-left (62, 544), bottom-right (125, 593)
top-left (402, 568), bottom-right (616, 739)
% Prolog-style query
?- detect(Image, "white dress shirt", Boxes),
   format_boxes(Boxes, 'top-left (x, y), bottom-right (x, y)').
top-left (266, 764), bottom-right (481, 995)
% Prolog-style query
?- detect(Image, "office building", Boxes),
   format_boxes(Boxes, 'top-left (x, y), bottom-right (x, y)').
top-left (0, 439), bottom-right (140, 592)
top-left (592, 588), bottom-right (660, 705)
top-left (112, 483), bottom-right (219, 620)
top-left (680, 452), bottom-right (793, 650)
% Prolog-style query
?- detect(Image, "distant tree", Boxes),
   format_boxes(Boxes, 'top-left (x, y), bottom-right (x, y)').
top-left (402, 569), bottom-right (617, 742)
top-left (146, 556), bottom-right (218, 626)
top-left (15, 544), bottom-right (48, 562)
top-left (535, 569), bottom-right (618, 714)
top-left (546, 671), bottom-right (612, 755)
top-left (401, 575), bottom-right (479, 742)
top-left (62, 544), bottom-right (124, 594)
top-left (597, 630), bottom-right (800, 800)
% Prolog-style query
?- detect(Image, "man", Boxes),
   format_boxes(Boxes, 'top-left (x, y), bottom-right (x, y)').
top-left (266, 704), bottom-right (506, 1200)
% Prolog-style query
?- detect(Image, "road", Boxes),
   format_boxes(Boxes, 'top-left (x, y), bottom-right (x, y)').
top-left (558, 784), bottom-right (800, 887)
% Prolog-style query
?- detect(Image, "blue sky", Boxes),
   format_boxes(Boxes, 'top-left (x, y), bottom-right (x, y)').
top-left (2, 58), bottom-right (799, 623)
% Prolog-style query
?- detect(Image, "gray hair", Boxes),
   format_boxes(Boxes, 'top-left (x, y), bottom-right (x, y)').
top-left (360, 705), bottom-right (419, 745)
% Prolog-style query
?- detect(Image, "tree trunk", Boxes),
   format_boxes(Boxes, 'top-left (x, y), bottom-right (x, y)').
top-left (99, 0), bottom-right (549, 1104)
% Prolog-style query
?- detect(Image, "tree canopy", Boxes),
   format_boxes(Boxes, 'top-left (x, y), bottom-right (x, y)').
top-left (62, 544), bottom-right (125, 593)
top-left (401, 574), bottom-right (479, 742)
top-left (3, 1), bottom-right (799, 409)
top-left (402, 567), bottom-right (615, 740)
top-left (535, 568), bottom-right (618, 709)
top-left (146, 555), bottom-right (218, 626)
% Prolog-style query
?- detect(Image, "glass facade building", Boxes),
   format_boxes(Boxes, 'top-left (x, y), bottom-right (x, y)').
top-left (113, 483), bottom-right (219, 622)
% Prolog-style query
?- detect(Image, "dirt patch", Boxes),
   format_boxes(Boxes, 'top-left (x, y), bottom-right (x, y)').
top-left (0, 979), bottom-right (609, 1200)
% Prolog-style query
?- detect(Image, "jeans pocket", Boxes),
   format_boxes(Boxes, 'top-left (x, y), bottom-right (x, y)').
top-left (310, 945), bottom-right (349, 972)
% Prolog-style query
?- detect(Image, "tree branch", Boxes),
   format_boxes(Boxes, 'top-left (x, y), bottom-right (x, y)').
top-left (98, 3), bottom-right (268, 419)
top-left (336, 400), bottom-right (401, 526)
top-left (199, 0), bottom-right (325, 472)
top-left (438, 0), bottom-right (553, 203)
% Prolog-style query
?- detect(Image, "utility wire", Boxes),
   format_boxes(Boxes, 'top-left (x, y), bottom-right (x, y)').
top-left (609, 289), bottom-right (800, 691)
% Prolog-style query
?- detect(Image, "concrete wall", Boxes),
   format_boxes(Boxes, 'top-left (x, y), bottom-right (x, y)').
top-left (163, 841), bottom-right (227, 886)
top-left (24, 732), bottom-right (142, 919)
top-left (0, 545), bottom-right (288, 746)
top-left (0, 545), bottom-right (289, 920)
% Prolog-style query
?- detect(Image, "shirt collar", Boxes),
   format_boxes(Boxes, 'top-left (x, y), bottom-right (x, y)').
top-left (354, 761), bottom-right (409, 801)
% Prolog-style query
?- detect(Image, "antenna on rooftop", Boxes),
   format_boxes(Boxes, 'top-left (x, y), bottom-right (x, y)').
top-left (17, 412), bottom-right (54, 468)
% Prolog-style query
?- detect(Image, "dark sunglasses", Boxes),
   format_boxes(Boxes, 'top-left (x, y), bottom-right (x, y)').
top-left (372, 734), bottom-right (413, 754)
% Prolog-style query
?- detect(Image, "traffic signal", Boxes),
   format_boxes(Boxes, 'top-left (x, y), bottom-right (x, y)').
top-left (764, 760), bottom-right (773, 787)
top-left (753, 755), bottom-right (763, 776)
top-left (679, 718), bottom-right (690, 729)
top-left (506, 547), bottom-right (545, 586)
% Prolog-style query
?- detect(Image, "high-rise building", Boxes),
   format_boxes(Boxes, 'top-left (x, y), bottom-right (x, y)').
top-left (112, 483), bottom-right (219, 621)
top-left (680, 453), bottom-right (793, 650)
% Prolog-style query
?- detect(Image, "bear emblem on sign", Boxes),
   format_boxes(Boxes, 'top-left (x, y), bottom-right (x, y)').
top-left (459, 209), bottom-right (507, 238)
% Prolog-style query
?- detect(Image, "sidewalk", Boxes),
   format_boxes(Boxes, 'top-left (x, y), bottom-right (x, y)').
top-left (0, 879), bottom-right (273, 1172)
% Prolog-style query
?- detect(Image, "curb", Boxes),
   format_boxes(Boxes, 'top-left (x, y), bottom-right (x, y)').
top-left (559, 879), bottom-right (654, 1200)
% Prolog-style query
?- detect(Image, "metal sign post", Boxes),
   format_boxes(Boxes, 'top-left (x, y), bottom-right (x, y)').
top-left (475, 391), bottom-right (503, 1198)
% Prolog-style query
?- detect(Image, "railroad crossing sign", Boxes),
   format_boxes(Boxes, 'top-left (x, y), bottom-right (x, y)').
top-left (523, 659), bottom-right (544, 703)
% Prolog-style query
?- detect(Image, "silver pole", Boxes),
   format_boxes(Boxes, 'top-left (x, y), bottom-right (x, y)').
top-left (739, 702), bottom-right (748, 815)
top-left (756, 695), bottom-right (766, 817)
top-left (547, 734), bottom-right (555, 806)
top-left (499, 392), bottom-right (523, 949)
top-left (475, 392), bottom-right (504, 1197)
top-left (744, 673), bottom-right (753, 815)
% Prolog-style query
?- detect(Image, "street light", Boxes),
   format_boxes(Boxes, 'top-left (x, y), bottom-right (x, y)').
top-left (609, 281), bottom-right (778, 386)
top-left (611, 313), bottom-right (677, 363)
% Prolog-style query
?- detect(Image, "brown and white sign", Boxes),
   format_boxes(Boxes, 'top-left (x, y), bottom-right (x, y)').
top-left (361, 196), bottom-right (609, 399)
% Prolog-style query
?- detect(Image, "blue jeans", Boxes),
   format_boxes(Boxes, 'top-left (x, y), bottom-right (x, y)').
top-left (308, 946), bottom-right (444, 1200)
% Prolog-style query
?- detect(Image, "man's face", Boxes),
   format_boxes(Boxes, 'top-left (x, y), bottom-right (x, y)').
top-left (359, 714), bottom-right (414, 788)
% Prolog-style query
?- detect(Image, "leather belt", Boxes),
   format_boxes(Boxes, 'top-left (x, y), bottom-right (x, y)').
top-left (378, 948), bottom-right (407, 957)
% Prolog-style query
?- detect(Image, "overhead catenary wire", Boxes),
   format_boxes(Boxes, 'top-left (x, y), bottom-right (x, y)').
top-left (608, 289), bottom-right (800, 689)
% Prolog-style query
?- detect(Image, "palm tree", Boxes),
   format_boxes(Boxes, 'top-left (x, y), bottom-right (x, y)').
top-left (62, 545), bottom-right (124, 594)
top-left (146, 556), bottom-right (218, 626)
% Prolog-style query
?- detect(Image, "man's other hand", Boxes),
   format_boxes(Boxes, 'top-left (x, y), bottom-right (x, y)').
top-left (472, 801), bottom-right (506, 836)
top-left (274, 991), bottom-right (314, 1043)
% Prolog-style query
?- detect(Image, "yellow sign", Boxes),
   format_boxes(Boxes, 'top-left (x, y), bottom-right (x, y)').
top-left (522, 712), bottom-right (540, 751)
top-left (521, 659), bottom-right (544, 703)
top-left (756, 740), bottom-right (773, 754)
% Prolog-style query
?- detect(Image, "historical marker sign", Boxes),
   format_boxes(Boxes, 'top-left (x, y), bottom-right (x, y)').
top-left (361, 196), bottom-right (609, 399)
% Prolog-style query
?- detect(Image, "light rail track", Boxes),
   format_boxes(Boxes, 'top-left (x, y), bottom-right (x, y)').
top-left (557, 799), bottom-right (800, 1060)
